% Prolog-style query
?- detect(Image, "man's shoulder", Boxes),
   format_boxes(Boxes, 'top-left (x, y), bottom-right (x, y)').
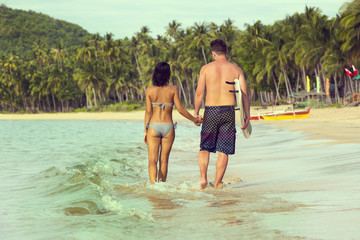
top-left (227, 61), bottom-right (242, 70)
top-left (226, 62), bottom-right (243, 76)
top-left (200, 61), bottom-right (219, 74)
top-left (200, 62), bottom-right (212, 71)
top-left (205, 61), bottom-right (217, 67)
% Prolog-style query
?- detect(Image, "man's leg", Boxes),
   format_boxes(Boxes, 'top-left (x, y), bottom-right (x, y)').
top-left (199, 150), bottom-right (210, 189)
top-left (214, 107), bottom-right (234, 188)
top-left (214, 152), bottom-right (228, 188)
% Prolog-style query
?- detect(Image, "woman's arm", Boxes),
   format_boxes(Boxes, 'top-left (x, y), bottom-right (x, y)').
top-left (173, 86), bottom-right (201, 123)
top-left (144, 88), bottom-right (153, 144)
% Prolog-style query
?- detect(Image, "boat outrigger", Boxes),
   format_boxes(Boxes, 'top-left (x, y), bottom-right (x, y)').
top-left (250, 107), bottom-right (311, 121)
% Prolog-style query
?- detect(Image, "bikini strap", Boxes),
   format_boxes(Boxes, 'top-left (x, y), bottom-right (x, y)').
top-left (152, 102), bottom-right (174, 110)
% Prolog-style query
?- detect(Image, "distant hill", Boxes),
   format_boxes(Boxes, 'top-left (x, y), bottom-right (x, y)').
top-left (0, 4), bottom-right (92, 56)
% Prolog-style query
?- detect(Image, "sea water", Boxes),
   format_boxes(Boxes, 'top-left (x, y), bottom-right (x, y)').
top-left (0, 120), bottom-right (359, 240)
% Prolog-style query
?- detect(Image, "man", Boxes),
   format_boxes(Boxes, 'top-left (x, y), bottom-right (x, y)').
top-left (194, 39), bottom-right (250, 189)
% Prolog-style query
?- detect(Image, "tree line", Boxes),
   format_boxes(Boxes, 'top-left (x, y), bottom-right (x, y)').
top-left (0, 1), bottom-right (359, 113)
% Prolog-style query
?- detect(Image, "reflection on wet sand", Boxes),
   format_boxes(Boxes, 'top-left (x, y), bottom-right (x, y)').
top-left (208, 199), bottom-right (239, 208)
top-left (147, 196), bottom-right (183, 210)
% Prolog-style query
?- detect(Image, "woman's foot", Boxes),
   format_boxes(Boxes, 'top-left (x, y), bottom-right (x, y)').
top-left (200, 180), bottom-right (208, 189)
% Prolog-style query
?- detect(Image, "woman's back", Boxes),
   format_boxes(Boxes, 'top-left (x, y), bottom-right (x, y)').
top-left (146, 85), bottom-right (176, 124)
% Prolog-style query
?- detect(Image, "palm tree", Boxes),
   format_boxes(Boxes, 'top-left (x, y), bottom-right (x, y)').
top-left (189, 22), bottom-right (211, 65)
top-left (244, 21), bottom-right (271, 50)
top-left (340, 0), bottom-right (360, 59)
top-left (52, 44), bottom-right (65, 69)
top-left (74, 62), bottom-right (103, 108)
top-left (74, 42), bottom-right (101, 107)
top-left (241, 21), bottom-right (272, 100)
top-left (219, 19), bottom-right (239, 63)
top-left (102, 33), bottom-right (117, 73)
top-left (3, 55), bottom-right (18, 111)
top-left (322, 15), bottom-right (347, 103)
top-left (291, 7), bottom-right (331, 94)
top-left (166, 20), bottom-right (182, 42)
top-left (280, 13), bottom-right (306, 92)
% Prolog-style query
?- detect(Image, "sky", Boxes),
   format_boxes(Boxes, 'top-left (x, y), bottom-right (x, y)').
top-left (2, 0), bottom-right (346, 39)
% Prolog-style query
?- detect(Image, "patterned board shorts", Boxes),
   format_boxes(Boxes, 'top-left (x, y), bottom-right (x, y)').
top-left (200, 105), bottom-right (236, 155)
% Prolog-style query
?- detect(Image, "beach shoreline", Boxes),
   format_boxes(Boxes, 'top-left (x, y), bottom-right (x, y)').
top-left (1, 106), bottom-right (359, 143)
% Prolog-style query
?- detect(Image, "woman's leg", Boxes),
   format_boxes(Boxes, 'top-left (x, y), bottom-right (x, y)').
top-left (158, 128), bottom-right (175, 182)
top-left (147, 127), bottom-right (161, 184)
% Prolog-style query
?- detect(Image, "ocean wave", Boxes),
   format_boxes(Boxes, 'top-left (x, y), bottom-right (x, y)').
top-left (35, 157), bottom-right (156, 223)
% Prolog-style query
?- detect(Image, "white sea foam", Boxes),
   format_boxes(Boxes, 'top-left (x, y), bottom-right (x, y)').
top-left (101, 195), bottom-right (123, 213)
top-left (126, 208), bottom-right (155, 222)
top-left (144, 181), bottom-right (214, 199)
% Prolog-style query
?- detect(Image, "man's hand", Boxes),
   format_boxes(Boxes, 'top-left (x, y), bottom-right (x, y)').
top-left (241, 117), bottom-right (250, 130)
top-left (194, 114), bottom-right (202, 126)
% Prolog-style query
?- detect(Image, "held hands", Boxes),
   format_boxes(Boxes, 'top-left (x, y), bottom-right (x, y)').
top-left (194, 114), bottom-right (203, 126)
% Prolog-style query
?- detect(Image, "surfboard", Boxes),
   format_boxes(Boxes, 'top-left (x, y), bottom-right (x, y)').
top-left (227, 79), bottom-right (252, 138)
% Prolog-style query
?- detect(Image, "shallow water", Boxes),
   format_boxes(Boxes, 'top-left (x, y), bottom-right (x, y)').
top-left (0, 120), bottom-right (359, 240)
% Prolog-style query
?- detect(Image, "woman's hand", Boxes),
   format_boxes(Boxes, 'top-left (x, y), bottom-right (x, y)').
top-left (144, 131), bottom-right (148, 144)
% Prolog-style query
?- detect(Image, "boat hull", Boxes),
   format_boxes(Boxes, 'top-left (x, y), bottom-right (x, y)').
top-left (262, 113), bottom-right (310, 121)
top-left (251, 107), bottom-right (311, 121)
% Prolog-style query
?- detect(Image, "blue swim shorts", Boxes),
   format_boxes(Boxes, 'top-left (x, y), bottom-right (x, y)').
top-left (200, 105), bottom-right (236, 155)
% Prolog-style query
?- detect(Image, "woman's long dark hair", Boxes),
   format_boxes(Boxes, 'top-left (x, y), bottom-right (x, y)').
top-left (152, 62), bottom-right (170, 86)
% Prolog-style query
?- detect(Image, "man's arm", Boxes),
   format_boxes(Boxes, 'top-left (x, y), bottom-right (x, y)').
top-left (194, 66), bottom-right (206, 117)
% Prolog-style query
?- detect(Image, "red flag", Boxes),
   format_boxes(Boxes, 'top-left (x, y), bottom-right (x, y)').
top-left (344, 67), bottom-right (355, 77)
top-left (352, 64), bottom-right (358, 75)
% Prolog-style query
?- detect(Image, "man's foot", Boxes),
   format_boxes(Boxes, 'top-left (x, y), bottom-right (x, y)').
top-left (200, 181), bottom-right (208, 189)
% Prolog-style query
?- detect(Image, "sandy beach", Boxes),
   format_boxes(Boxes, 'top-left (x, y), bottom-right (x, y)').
top-left (252, 106), bottom-right (360, 144)
top-left (1, 106), bottom-right (359, 143)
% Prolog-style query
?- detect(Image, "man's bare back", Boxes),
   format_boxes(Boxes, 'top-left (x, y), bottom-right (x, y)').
top-left (194, 54), bottom-right (248, 116)
top-left (202, 59), bottom-right (242, 106)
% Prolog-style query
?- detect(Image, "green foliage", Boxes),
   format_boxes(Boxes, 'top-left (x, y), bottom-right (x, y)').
top-left (72, 101), bottom-right (143, 112)
top-left (0, 2), bottom-right (359, 113)
top-left (0, 4), bottom-right (91, 56)
top-left (105, 102), bottom-right (143, 111)
top-left (325, 103), bottom-right (342, 108)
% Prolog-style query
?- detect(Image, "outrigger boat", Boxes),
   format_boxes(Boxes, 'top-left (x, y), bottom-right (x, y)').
top-left (250, 107), bottom-right (311, 121)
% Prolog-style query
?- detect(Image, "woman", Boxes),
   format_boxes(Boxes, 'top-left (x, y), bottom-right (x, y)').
top-left (144, 62), bottom-right (202, 184)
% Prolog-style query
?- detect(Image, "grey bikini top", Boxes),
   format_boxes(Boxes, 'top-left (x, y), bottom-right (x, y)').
top-left (151, 102), bottom-right (174, 110)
